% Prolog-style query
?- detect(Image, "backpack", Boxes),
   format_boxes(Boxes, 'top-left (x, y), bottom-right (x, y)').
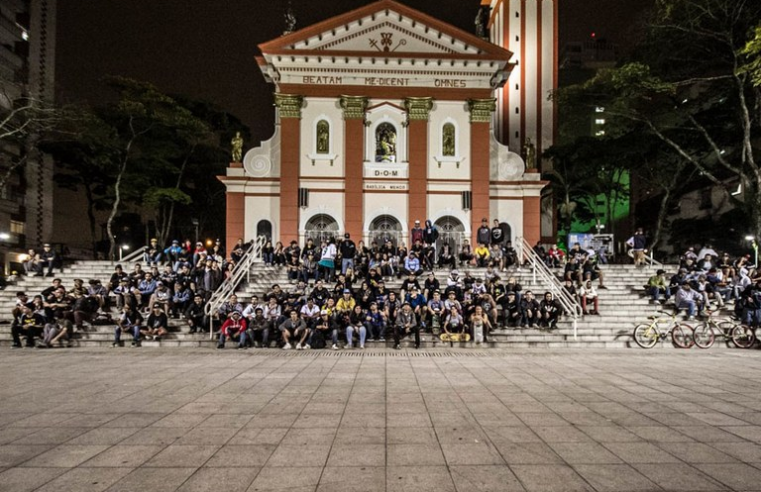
top-left (310, 330), bottom-right (326, 349)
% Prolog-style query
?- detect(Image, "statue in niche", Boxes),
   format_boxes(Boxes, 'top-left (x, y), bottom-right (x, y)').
top-left (316, 120), bottom-right (329, 154)
top-left (231, 131), bottom-right (243, 163)
top-left (523, 137), bottom-right (537, 170)
top-left (375, 123), bottom-right (397, 162)
top-left (442, 123), bottom-right (455, 156)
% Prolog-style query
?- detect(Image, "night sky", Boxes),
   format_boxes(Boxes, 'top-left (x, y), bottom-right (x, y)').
top-left (56, 0), bottom-right (649, 144)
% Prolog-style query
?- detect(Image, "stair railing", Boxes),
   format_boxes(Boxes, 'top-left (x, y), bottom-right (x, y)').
top-left (516, 237), bottom-right (583, 340)
top-left (205, 236), bottom-right (268, 339)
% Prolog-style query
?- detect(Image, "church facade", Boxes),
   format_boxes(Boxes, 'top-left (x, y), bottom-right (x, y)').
top-left (220, 0), bottom-right (556, 252)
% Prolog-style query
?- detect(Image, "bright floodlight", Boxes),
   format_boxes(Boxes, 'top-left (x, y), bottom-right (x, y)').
top-left (122, 244), bottom-right (130, 250)
top-left (745, 236), bottom-right (755, 241)
top-left (0, 232), bottom-right (9, 240)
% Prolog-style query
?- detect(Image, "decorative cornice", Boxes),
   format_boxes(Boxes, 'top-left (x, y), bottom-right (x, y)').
top-left (274, 93), bottom-right (305, 119)
top-left (404, 97), bottom-right (434, 122)
top-left (467, 98), bottom-right (496, 123)
top-left (340, 95), bottom-right (369, 120)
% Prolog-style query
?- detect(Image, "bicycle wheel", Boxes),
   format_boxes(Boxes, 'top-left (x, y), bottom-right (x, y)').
top-left (633, 324), bottom-right (658, 349)
top-left (692, 323), bottom-right (715, 349)
top-left (731, 325), bottom-right (756, 349)
top-left (672, 323), bottom-right (695, 349)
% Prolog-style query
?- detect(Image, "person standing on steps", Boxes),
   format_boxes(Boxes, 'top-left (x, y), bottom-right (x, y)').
top-left (338, 233), bottom-right (356, 275)
top-left (626, 228), bottom-right (648, 267)
top-left (477, 218), bottom-right (491, 246)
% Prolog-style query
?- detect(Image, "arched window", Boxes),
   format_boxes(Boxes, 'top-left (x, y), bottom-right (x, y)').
top-left (442, 123), bottom-right (456, 157)
top-left (256, 220), bottom-right (272, 240)
top-left (305, 214), bottom-right (339, 244)
top-left (316, 120), bottom-right (329, 154)
top-left (375, 123), bottom-right (397, 163)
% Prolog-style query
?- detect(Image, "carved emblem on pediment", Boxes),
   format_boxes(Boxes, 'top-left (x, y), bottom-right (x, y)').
top-left (369, 32), bottom-right (407, 52)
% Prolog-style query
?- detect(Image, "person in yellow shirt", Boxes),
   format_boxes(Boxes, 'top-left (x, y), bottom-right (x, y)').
top-left (475, 243), bottom-right (491, 267)
top-left (336, 289), bottom-right (356, 314)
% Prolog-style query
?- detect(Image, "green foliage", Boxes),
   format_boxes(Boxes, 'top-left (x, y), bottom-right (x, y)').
top-left (740, 25), bottom-right (761, 87)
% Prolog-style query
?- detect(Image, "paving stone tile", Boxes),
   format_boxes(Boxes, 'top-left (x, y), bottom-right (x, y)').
top-left (548, 442), bottom-right (623, 464)
top-left (83, 445), bottom-right (165, 467)
top-left (440, 442), bottom-right (505, 465)
top-left (530, 425), bottom-right (593, 443)
top-left (176, 467), bottom-right (259, 492)
top-left (0, 467), bottom-right (66, 492)
top-left (575, 425), bottom-right (642, 443)
top-left (228, 427), bottom-right (287, 445)
top-left (490, 440), bottom-right (564, 464)
top-left (175, 426), bottom-right (240, 445)
top-left (205, 444), bottom-right (276, 467)
top-left (120, 427), bottom-right (190, 446)
top-left (386, 465), bottom-right (456, 492)
top-left (66, 427), bottom-right (141, 445)
top-left (573, 464), bottom-right (661, 492)
top-left (387, 444), bottom-right (445, 466)
top-left (268, 444), bottom-right (331, 467)
top-left (633, 463), bottom-right (729, 491)
top-left (35, 467), bottom-right (134, 492)
top-left (626, 425), bottom-right (696, 443)
top-left (317, 466), bottom-right (385, 492)
top-left (334, 426), bottom-right (384, 444)
top-left (11, 427), bottom-right (90, 445)
top-left (105, 467), bottom-right (197, 492)
top-left (144, 444), bottom-right (220, 467)
top-left (601, 441), bottom-right (681, 463)
top-left (657, 442), bottom-right (739, 463)
top-left (0, 444), bottom-right (53, 466)
top-left (246, 465), bottom-right (322, 491)
top-left (386, 427), bottom-right (437, 445)
top-left (449, 465), bottom-right (525, 492)
top-left (672, 425), bottom-right (747, 443)
top-left (326, 444), bottom-right (385, 467)
top-left (697, 462), bottom-right (761, 491)
top-left (511, 464), bottom-right (595, 491)
top-left (21, 444), bottom-right (110, 467)
top-left (713, 442), bottom-right (761, 462)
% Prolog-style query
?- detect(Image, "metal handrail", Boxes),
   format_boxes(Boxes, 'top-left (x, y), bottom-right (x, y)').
top-left (205, 236), bottom-right (267, 339)
top-left (516, 237), bottom-right (583, 340)
top-left (120, 246), bottom-right (147, 264)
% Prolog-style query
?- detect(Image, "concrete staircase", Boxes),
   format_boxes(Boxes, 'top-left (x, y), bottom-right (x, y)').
top-left (0, 260), bottom-right (730, 349)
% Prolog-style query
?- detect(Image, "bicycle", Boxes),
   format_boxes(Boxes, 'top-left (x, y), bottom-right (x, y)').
top-left (692, 310), bottom-right (746, 349)
top-left (730, 324), bottom-right (757, 349)
top-left (632, 310), bottom-right (695, 349)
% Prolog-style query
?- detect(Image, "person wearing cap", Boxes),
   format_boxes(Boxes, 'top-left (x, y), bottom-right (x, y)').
top-left (218, 311), bottom-right (248, 349)
top-left (336, 288), bottom-right (356, 318)
top-left (113, 304), bottom-right (144, 348)
top-left (405, 286), bottom-right (427, 323)
top-left (519, 291), bottom-right (540, 328)
top-left (402, 251), bottom-right (424, 278)
top-left (312, 308), bottom-right (340, 350)
top-left (338, 233), bottom-right (356, 275)
top-left (39, 243), bottom-right (60, 277)
top-left (394, 302), bottom-right (420, 349)
top-left (675, 282), bottom-right (705, 320)
top-left (503, 291), bottom-right (521, 327)
top-left (184, 294), bottom-right (206, 334)
top-left (477, 219), bottom-right (491, 246)
top-left (164, 240), bottom-right (184, 272)
top-left (141, 302), bottom-right (169, 341)
top-left (144, 238), bottom-right (162, 267)
top-left (423, 272), bottom-right (440, 300)
top-left (365, 302), bottom-right (386, 341)
top-left (411, 220), bottom-right (424, 246)
top-left (149, 281), bottom-right (172, 316)
top-left (647, 269), bottom-right (671, 303)
top-left (279, 310), bottom-right (310, 350)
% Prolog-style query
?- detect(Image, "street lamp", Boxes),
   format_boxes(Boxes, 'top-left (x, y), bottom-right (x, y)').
top-left (745, 235), bottom-right (758, 267)
top-left (119, 244), bottom-right (130, 261)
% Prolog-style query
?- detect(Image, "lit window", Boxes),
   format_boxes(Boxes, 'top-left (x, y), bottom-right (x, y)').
top-left (595, 130), bottom-right (606, 137)
top-left (10, 220), bottom-right (24, 235)
top-left (595, 107), bottom-right (605, 113)
top-left (595, 119), bottom-right (606, 125)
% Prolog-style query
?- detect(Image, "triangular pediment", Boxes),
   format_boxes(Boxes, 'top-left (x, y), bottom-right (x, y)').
top-left (259, 0), bottom-right (512, 61)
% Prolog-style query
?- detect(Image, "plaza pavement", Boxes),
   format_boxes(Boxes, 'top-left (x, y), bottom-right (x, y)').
top-left (1, 349), bottom-right (761, 491)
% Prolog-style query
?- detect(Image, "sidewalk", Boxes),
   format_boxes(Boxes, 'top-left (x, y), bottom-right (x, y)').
top-left (1, 349), bottom-right (760, 491)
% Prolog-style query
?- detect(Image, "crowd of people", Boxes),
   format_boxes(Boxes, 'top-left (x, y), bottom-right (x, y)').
top-left (645, 245), bottom-right (761, 325)
top-left (16, 223), bottom-right (757, 350)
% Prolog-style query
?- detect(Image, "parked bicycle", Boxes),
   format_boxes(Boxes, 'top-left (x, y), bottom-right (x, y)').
top-left (730, 324), bottom-right (757, 349)
top-left (692, 310), bottom-right (746, 349)
top-left (633, 310), bottom-right (695, 349)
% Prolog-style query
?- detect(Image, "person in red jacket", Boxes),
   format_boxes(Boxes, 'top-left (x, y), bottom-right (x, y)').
top-left (218, 311), bottom-right (247, 349)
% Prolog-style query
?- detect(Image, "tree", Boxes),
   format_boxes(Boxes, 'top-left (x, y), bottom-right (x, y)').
top-left (97, 77), bottom-right (212, 260)
top-left (553, 0), bottom-right (761, 245)
top-left (0, 93), bottom-right (70, 192)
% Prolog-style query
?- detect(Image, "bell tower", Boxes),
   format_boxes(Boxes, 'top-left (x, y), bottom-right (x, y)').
top-left (484, 0), bottom-right (558, 165)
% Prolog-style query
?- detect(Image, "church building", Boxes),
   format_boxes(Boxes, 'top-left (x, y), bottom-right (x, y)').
top-left (220, 0), bottom-right (557, 252)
